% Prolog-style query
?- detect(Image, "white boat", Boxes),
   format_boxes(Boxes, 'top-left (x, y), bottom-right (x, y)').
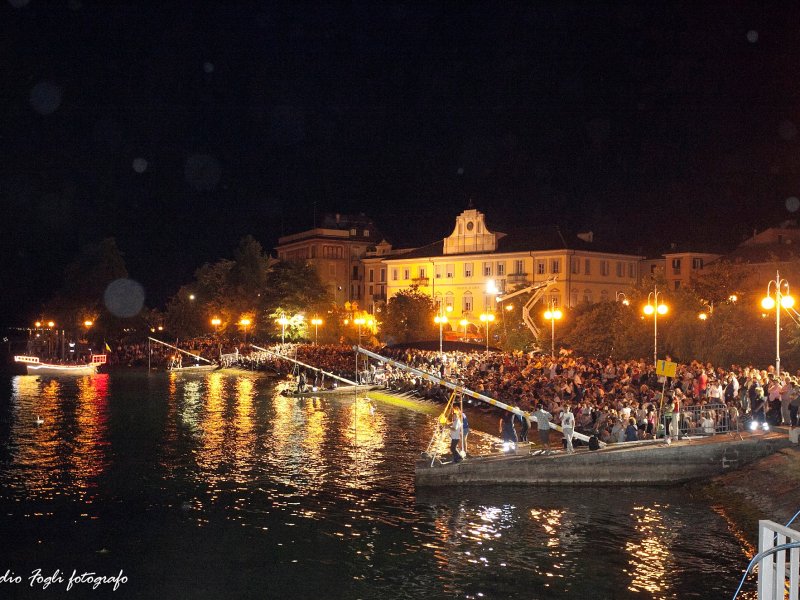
top-left (14, 354), bottom-right (106, 376)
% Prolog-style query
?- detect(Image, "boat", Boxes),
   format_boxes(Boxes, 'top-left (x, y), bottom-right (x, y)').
top-left (416, 431), bottom-right (793, 487)
top-left (280, 384), bottom-right (376, 398)
top-left (14, 354), bottom-right (106, 376)
top-left (148, 337), bottom-right (219, 373)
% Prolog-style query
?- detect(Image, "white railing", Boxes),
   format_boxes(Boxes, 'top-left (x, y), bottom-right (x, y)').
top-left (758, 520), bottom-right (800, 600)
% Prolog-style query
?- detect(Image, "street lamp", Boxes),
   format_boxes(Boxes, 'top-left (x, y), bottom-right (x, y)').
top-left (485, 279), bottom-right (498, 313)
top-left (459, 318), bottom-right (469, 342)
top-left (543, 303), bottom-right (563, 357)
top-left (83, 320), bottom-right (93, 328)
top-left (311, 317), bottom-right (323, 345)
top-left (277, 315), bottom-right (288, 344)
top-left (615, 292), bottom-right (630, 306)
top-left (434, 305), bottom-right (452, 357)
top-left (479, 313), bottom-right (495, 354)
top-left (762, 271), bottom-right (794, 377)
top-left (211, 317), bottom-right (221, 332)
top-left (642, 286), bottom-right (668, 367)
top-left (239, 318), bottom-right (251, 344)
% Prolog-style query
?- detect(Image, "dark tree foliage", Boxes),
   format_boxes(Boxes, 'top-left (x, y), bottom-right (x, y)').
top-left (382, 286), bottom-right (437, 344)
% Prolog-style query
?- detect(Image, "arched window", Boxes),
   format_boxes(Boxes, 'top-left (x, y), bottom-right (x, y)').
top-left (462, 291), bottom-right (473, 313)
top-left (583, 289), bottom-right (593, 303)
top-left (600, 289), bottom-right (609, 302)
top-left (445, 291), bottom-right (454, 310)
top-left (549, 289), bottom-right (560, 307)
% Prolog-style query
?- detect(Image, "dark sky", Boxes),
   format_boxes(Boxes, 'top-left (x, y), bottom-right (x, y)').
top-left (2, 1), bottom-right (800, 325)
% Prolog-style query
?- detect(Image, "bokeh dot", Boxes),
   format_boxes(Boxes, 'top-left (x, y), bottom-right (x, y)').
top-left (132, 157), bottom-right (148, 173)
top-left (786, 197), bottom-right (800, 213)
top-left (30, 81), bottom-right (62, 115)
top-left (104, 279), bottom-right (145, 318)
top-left (747, 30), bottom-right (758, 43)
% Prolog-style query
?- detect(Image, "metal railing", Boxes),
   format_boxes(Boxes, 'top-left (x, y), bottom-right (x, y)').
top-left (758, 520), bottom-right (800, 599)
top-left (670, 402), bottom-right (739, 436)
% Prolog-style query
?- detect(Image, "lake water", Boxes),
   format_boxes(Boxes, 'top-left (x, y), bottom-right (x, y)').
top-left (0, 371), bottom-right (755, 599)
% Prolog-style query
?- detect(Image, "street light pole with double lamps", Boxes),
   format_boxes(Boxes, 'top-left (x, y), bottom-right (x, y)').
top-left (434, 305), bottom-right (452, 357)
top-left (277, 315), bottom-right (288, 344)
top-left (239, 318), bottom-right (251, 344)
top-left (642, 287), bottom-right (668, 368)
top-left (311, 317), bottom-right (323, 345)
top-left (762, 271), bottom-right (794, 377)
top-left (543, 303), bottom-right (563, 358)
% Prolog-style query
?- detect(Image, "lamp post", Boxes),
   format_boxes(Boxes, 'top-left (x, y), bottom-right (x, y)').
top-left (311, 317), bottom-right (323, 345)
top-left (459, 318), bottom-right (469, 342)
top-left (615, 292), bottom-right (630, 306)
top-left (434, 305), bottom-right (452, 357)
top-left (543, 303), bottom-right (563, 358)
top-left (211, 317), bottom-right (221, 333)
top-left (277, 315), bottom-right (288, 344)
top-left (239, 318), bottom-right (251, 344)
top-left (642, 286), bottom-right (668, 368)
top-left (485, 279), bottom-right (498, 313)
top-left (479, 313), bottom-right (495, 354)
top-left (762, 271), bottom-right (794, 377)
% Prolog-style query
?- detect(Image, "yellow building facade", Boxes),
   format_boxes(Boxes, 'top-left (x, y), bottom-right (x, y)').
top-left (381, 208), bottom-right (643, 334)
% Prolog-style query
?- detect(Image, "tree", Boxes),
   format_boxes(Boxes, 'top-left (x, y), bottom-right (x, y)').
top-left (560, 301), bottom-right (620, 358)
top-left (45, 237), bottom-right (129, 336)
top-left (382, 286), bottom-right (437, 344)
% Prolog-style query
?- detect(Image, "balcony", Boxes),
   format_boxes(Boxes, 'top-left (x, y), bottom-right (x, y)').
top-left (412, 277), bottom-right (430, 286)
top-left (507, 273), bottom-right (530, 284)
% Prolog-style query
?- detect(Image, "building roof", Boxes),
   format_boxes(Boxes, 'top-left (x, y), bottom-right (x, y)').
top-left (384, 225), bottom-right (643, 261)
top-left (721, 242), bottom-right (800, 264)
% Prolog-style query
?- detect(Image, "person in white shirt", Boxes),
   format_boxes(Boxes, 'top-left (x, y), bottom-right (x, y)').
top-left (560, 405), bottom-right (575, 453)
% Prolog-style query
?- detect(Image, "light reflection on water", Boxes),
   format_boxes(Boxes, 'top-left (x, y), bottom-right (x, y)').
top-left (0, 372), bottom-right (756, 599)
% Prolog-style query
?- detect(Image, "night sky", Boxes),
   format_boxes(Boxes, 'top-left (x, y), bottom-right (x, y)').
top-left (3, 1), bottom-right (800, 325)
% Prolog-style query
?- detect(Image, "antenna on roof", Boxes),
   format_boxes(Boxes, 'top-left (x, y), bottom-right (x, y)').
top-left (467, 197), bottom-right (474, 209)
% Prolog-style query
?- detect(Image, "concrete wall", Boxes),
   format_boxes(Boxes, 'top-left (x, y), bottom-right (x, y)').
top-left (416, 436), bottom-right (792, 488)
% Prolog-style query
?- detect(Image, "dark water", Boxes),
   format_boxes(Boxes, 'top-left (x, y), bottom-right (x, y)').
top-left (0, 372), bottom-right (755, 599)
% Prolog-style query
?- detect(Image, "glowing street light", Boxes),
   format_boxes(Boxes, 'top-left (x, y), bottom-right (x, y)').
top-left (434, 305), bottom-right (452, 357)
top-left (642, 286), bottom-right (668, 368)
top-left (543, 303), bottom-right (563, 358)
top-left (762, 271), bottom-right (794, 376)
top-left (311, 317), bottom-right (323, 345)
top-left (83, 320), bottom-right (93, 328)
top-left (615, 292), bottom-right (630, 306)
top-left (47, 321), bottom-right (55, 328)
top-left (211, 317), bottom-right (221, 335)
top-left (277, 315), bottom-right (288, 344)
top-left (459, 318), bottom-right (469, 341)
top-left (240, 317), bottom-right (252, 344)
top-left (479, 312), bottom-right (495, 354)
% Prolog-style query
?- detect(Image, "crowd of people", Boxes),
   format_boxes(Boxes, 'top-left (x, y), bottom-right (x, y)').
top-left (289, 344), bottom-right (800, 444)
top-left (102, 337), bottom-right (800, 446)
